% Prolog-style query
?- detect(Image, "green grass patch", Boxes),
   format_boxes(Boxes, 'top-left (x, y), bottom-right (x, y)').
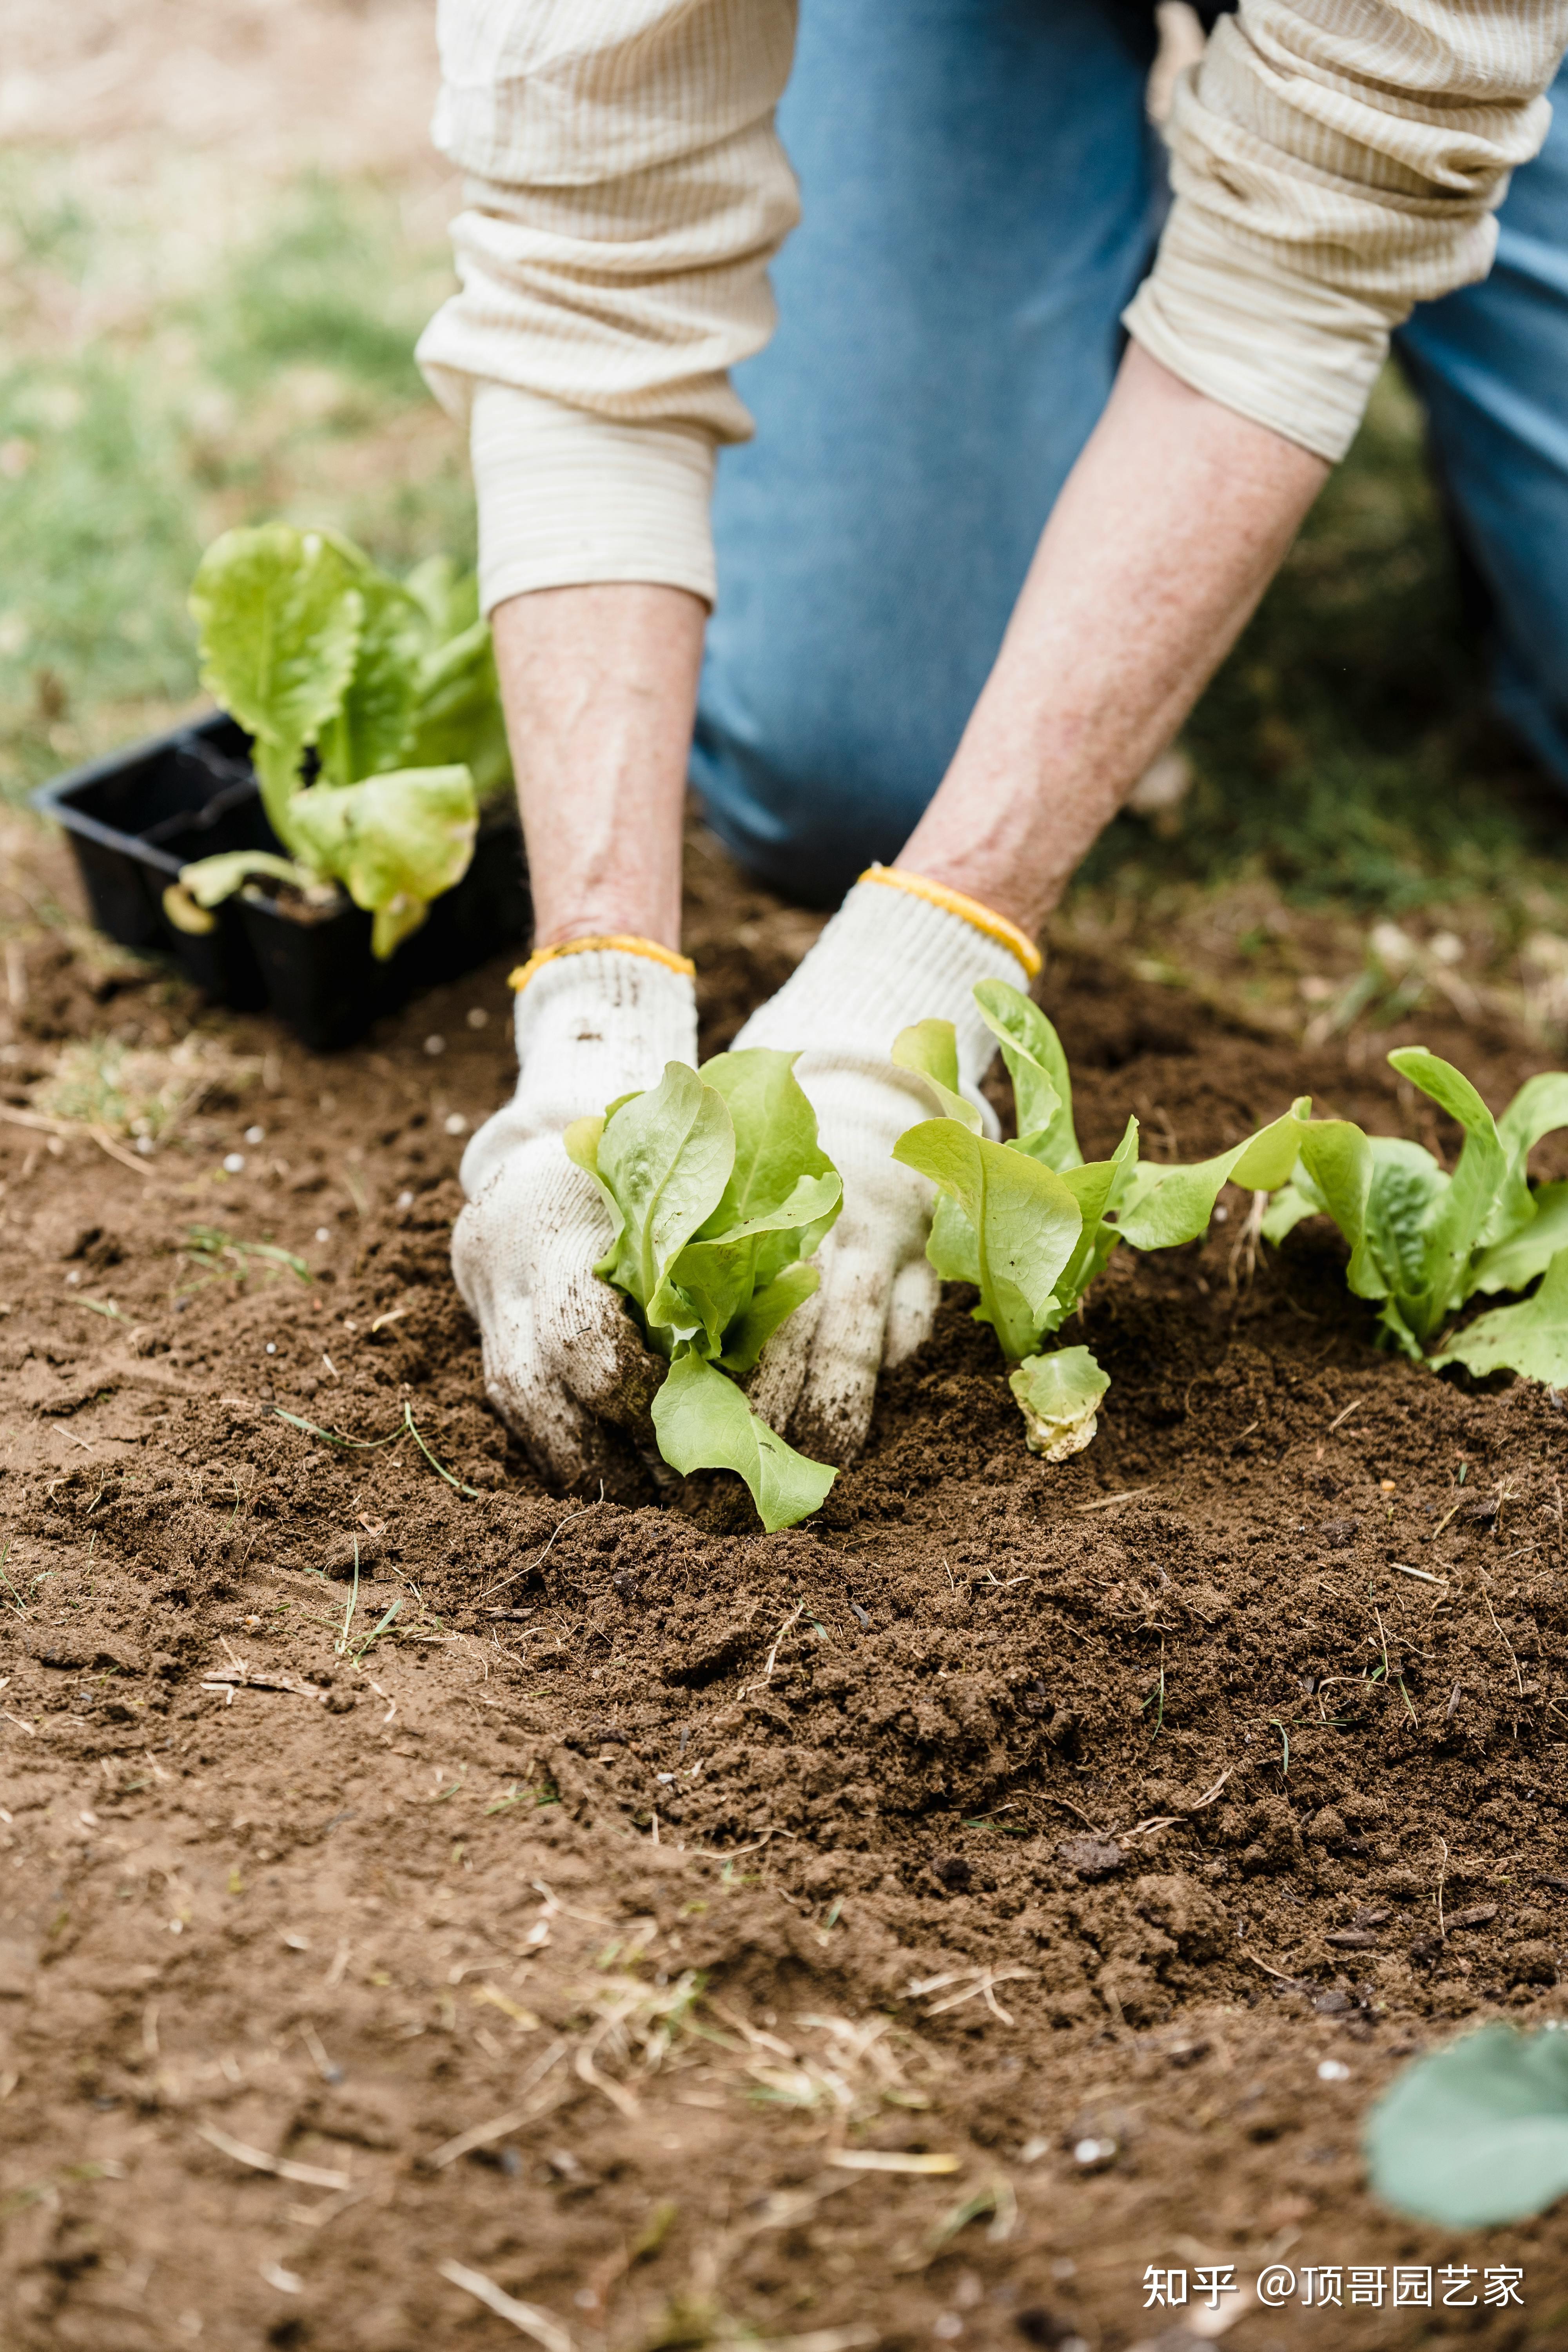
top-left (0, 163), bottom-right (469, 804)
top-left (200, 176), bottom-right (445, 407)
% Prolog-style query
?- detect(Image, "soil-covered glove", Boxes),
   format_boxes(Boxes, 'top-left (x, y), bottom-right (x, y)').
top-left (453, 941), bottom-right (697, 1490)
top-left (735, 868), bottom-right (1038, 1463)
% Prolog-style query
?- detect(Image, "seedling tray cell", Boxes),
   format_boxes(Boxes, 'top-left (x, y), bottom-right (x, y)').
top-left (34, 712), bottom-right (530, 1050)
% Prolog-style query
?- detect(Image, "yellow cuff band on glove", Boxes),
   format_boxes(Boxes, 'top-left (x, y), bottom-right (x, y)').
top-left (859, 864), bottom-right (1042, 978)
top-left (509, 935), bottom-right (696, 994)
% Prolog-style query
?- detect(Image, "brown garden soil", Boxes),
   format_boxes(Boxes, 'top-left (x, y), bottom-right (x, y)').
top-left (2, 817), bottom-right (1566, 2352)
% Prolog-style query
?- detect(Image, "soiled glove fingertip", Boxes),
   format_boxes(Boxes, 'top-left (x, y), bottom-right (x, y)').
top-left (785, 1386), bottom-right (875, 1472)
top-left (884, 1255), bottom-right (940, 1368)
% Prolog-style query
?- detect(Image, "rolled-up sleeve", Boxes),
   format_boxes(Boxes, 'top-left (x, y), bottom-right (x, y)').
top-left (1125, 0), bottom-right (1568, 462)
top-left (417, 0), bottom-right (800, 610)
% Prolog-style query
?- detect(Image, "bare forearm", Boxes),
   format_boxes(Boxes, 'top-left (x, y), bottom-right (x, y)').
top-left (491, 583), bottom-right (706, 951)
top-left (901, 345), bottom-right (1328, 935)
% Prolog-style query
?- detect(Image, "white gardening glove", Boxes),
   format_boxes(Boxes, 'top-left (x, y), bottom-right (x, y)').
top-left (453, 942), bottom-right (697, 1490)
top-left (735, 869), bottom-right (1038, 1464)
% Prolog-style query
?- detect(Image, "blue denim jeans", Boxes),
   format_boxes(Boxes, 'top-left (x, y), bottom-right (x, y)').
top-left (691, 0), bottom-right (1568, 900)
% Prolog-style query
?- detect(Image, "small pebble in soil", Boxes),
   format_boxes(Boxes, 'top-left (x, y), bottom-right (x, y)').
top-left (1072, 2136), bottom-right (1118, 2171)
top-left (135, 1135), bottom-right (154, 1155)
top-left (424, 1034), bottom-right (445, 1056)
top-left (933, 2317), bottom-right (962, 2340)
top-left (315, 1227), bottom-right (330, 1242)
top-left (443, 1112), bottom-right (467, 1136)
top-left (265, 1343), bottom-right (276, 1355)
top-left (244, 1125), bottom-right (265, 1145)
top-left (466, 1006), bottom-right (489, 1028)
top-left (223, 1153), bottom-right (245, 1174)
top-left (1317, 2059), bottom-right (1351, 2082)
top-left (1058, 1835), bottom-right (1125, 1882)
top-left (397, 1191), bottom-right (414, 1209)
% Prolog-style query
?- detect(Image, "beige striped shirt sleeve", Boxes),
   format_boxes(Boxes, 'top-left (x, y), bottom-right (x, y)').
top-left (417, 1), bottom-right (1568, 610)
top-left (416, 0), bottom-right (800, 611)
top-left (1126, 1), bottom-right (1568, 461)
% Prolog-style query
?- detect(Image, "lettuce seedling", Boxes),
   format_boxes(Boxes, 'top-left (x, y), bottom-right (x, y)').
top-left (893, 981), bottom-right (1310, 1458)
top-left (1263, 1049), bottom-right (1568, 1373)
top-left (1366, 2023), bottom-right (1568, 2229)
top-left (565, 1050), bottom-right (843, 1532)
top-left (166, 525), bottom-right (510, 958)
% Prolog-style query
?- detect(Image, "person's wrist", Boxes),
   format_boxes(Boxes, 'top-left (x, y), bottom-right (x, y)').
top-left (512, 946), bottom-right (698, 1114)
top-left (509, 934), bottom-right (695, 993)
top-left (858, 864), bottom-right (1040, 982)
top-left (461, 946), bottom-right (698, 1197)
top-left (737, 870), bottom-right (1036, 1096)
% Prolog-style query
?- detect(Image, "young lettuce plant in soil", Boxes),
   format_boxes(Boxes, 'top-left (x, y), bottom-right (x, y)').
top-left (892, 980), bottom-right (1310, 1459)
top-left (566, 1049), bottom-right (843, 1532)
top-left (1263, 1047), bottom-right (1568, 1380)
top-left (165, 523), bottom-right (512, 958)
top-left (1366, 2022), bottom-right (1568, 2229)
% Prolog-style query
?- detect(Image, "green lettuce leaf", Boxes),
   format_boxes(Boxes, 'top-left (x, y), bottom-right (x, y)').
top-left (402, 554), bottom-right (479, 640)
top-left (893, 1012), bottom-right (1020, 1292)
top-left (1009, 1346), bottom-right (1109, 1461)
top-left (1294, 1120), bottom-right (1382, 1296)
top-left (1036, 1116), bottom-right (1140, 1335)
top-left (315, 570), bottom-right (428, 787)
top-left (891, 1018), bottom-right (982, 1131)
top-left (174, 849), bottom-right (316, 908)
top-left (652, 1347), bottom-right (836, 1532)
top-left (1366, 2023), bottom-right (1568, 2229)
top-left (287, 764), bottom-right (478, 960)
top-left (697, 1050), bottom-right (842, 1270)
top-left (589, 1062), bottom-right (735, 1328)
top-left (717, 1261), bottom-right (821, 1377)
top-left (673, 1170), bottom-right (842, 1356)
top-left (973, 979), bottom-right (1080, 1166)
top-left (163, 848), bottom-right (336, 936)
top-left (892, 1120), bottom-right (1082, 1362)
top-left (189, 523), bottom-right (364, 846)
top-left (1387, 1049), bottom-right (1508, 1327)
top-left (1499, 1071), bottom-right (1568, 1168)
top-left (1261, 1050), bottom-right (1568, 1370)
top-left (569, 1051), bottom-right (841, 1527)
top-left (1472, 1178), bottom-right (1568, 1296)
top-left (1285, 1125), bottom-right (1446, 1360)
top-left (1116, 1099), bottom-right (1312, 1250)
top-left (1432, 1246), bottom-right (1568, 1383)
top-left (405, 616), bottom-right (513, 801)
top-left (657, 1050), bottom-right (841, 1352)
top-left (1259, 1182), bottom-right (1316, 1246)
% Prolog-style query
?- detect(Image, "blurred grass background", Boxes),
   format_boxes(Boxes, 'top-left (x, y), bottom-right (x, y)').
top-left (3, 127), bottom-right (1566, 965)
top-left (0, 167), bottom-right (470, 800)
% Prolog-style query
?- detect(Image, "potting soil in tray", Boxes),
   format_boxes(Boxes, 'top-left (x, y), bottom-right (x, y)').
top-left (34, 712), bottom-right (531, 1050)
top-left (2, 823), bottom-right (1565, 2352)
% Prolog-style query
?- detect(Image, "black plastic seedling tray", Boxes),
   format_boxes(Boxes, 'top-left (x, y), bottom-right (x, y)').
top-left (34, 713), bottom-right (530, 1051)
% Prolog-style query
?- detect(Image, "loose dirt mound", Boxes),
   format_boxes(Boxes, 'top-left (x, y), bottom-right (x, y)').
top-left (2, 823), bottom-right (1565, 2352)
